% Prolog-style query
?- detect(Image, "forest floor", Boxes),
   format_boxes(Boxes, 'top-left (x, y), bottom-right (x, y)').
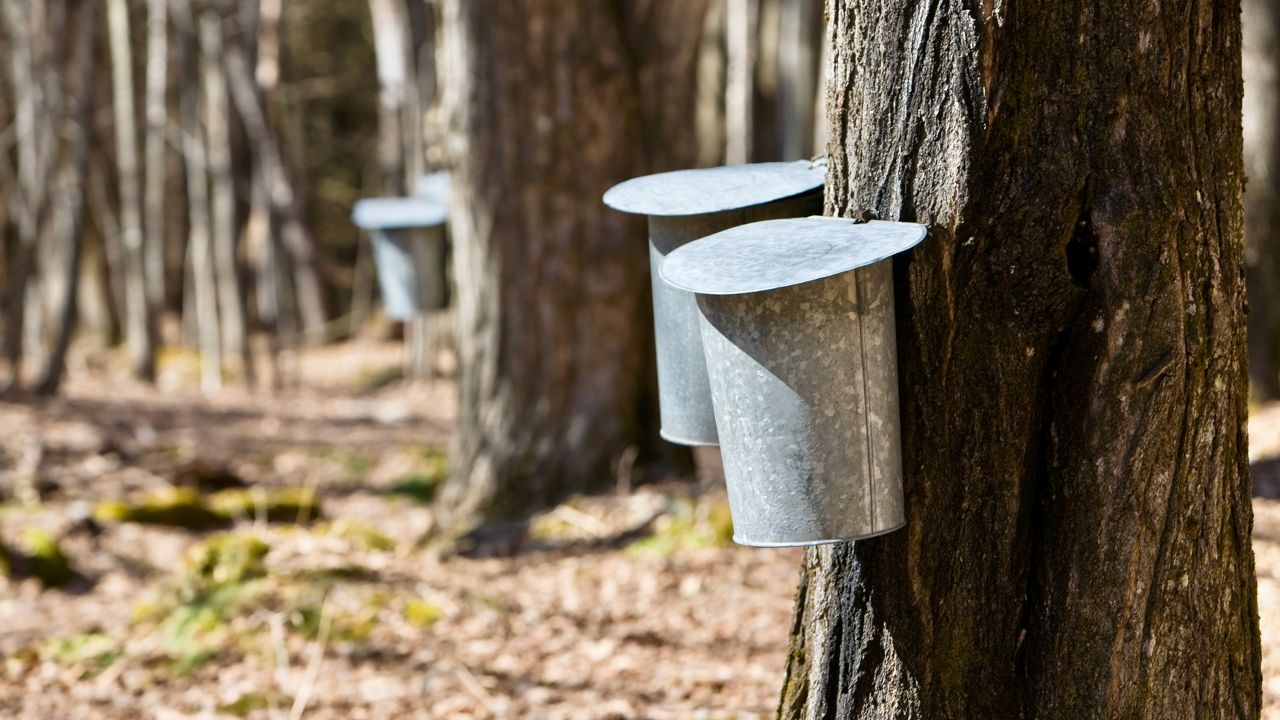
top-left (0, 341), bottom-right (797, 719)
top-left (1, 340), bottom-right (1279, 719)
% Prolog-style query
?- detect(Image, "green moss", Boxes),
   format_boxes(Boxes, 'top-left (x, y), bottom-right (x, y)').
top-left (403, 598), bottom-right (443, 627)
top-left (22, 529), bottom-right (77, 588)
top-left (310, 448), bottom-right (375, 482)
top-left (388, 448), bottom-right (448, 504)
top-left (93, 488), bottom-right (229, 530)
top-left (41, 632), bottom-right (120, 670)
top-left (93, 486), bottom-right (321, 529)
top-left (217, 692), bottom-right (273, 716)
top-left (183, 532), bottom-right (271, 588)
top-left (207, 487), bottom-right (321, 524)
top-left (626, 496), bottom-right (735, 557)
top-left (316, 519), bottom-right (397, 552)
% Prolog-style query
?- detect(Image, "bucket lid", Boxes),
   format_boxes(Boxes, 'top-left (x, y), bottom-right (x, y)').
top-left (602, 160), bottom-right (825, 217)
top-left (352, 196), bottom-right (448, 230)
top-left (414, 171), bottom-right (452, 205)
top-left (660, 217), bottom-right (926, 295)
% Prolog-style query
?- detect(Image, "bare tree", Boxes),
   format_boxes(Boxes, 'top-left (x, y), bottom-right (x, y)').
top-left (35, 0), bottom-right (96, 394)
top-left (200, 5), bottom-right (253, 384)
top-left (0, 0), bottom-right (46, 389)
top-left (1246, 0), bottom-right (1280, 399)
top-left (724, 0), bottom-right (758, 164)
top-left (107, 0), bottom-right (157, 381)
top-left (438, 0), bottom-right (707, 524)
top-left (143, 0), bottom-right (168, 315)
top-left (176, 0), bottom-right (222, 393)
top-left (778, 1), bottom-right (1260, 717)
top-left (367, 0), bottom-right (411, 196)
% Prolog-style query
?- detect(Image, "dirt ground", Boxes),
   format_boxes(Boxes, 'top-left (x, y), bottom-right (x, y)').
top-left (1, 341), bottom-right (1278, 718)
top-left (0, 343), bottom-right (798, 719)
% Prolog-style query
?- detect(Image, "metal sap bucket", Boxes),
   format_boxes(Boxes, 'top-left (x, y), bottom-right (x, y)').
top-left (602, 160), bottom-right (825, 446)
top-left (352, 197), bottom-right (449, 321)
top-left (414, 171), bottom-right (451, 205)
top-left (660, 217), bottom-right (926, 546)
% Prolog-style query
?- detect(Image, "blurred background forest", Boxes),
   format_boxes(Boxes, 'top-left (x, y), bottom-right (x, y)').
top-left (2, 0), bottom-right (1280, 717)
top-left (0, 0), bottom-right (834, 717)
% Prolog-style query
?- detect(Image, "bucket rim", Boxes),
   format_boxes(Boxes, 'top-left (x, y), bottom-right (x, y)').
top-left (660, 217), bottom-right (926, 296)
top-left (353, 196), bottom-right (448, 230)
top-left (602, 160), bottom-right (825, 217)
top-left (733, 520), bottom-right (907, 548)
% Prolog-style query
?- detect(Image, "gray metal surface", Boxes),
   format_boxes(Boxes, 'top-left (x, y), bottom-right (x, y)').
top-left (352, 197), bottom-right (448, 230)
top-left (674, 217), bottom-right (926, 546)
top-left (370, 226), bottom-right (448, 320)
top-left (602, 160), bottom-right (825, 217)
top-left (660, 218), bottom-right (926, 294)
top-left (645, 191), bottom-right (823, 446)
top-left (414, 171), bottom-right (452, 206)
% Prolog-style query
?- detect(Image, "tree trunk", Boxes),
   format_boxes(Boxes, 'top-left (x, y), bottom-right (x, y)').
top-left (35, 0), bottom-right (95, 395)
top-left (367, 0), bottom-right (410, 196)
top-left (778, 2), bottom-right (1260, 718)
top-left (0, 0), bottom-right (46, 389)
top-left (775, 0), bottom-right (822, 160)
top-left (179, 3), bottom-right (222, 394)
top-left (1245, 0), bottom-right (1280, 400)
top-left (221, 40), bottom-right (328, 346)
top-left (438, 0), bottom-right (707, 525)
top-left (143, 0), bottom-right (168, 316)
top-left (108, 0), bottom-right (157, 382)
top-left (724, 0), bottom-right (758, 164)
top-left (200, 6), bottom-right (253, 385)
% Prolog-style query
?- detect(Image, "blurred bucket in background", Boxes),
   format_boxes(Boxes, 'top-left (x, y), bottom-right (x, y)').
top-left (353, 196), bottom-right (449, 321)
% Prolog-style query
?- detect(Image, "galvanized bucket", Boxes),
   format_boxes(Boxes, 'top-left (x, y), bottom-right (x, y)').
top-left (414, 171), bottom-right (451, 205)
top-left (352, 197), bottom-right (449, 321)
top-left (660, 217), bottom-right (927, 546)
top-left (602, 160), bottom-right (825, 446)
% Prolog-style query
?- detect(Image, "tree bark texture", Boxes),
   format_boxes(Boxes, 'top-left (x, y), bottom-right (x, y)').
top-left (439, 0), bottom-right (707, 524)
top-left (1245, 0), bottom-right (1280, 399)
top-left (778, 2), bottom-right (1260, 719)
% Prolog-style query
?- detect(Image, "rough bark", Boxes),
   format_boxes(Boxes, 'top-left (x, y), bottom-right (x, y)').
top-left (438, 0), bottom-right (707, 524)
top-left (1245, 0), bottom-right (1280, 399)
top-left (778, 2), bottom-right (1260, 718)
top-left (108, 0), bottom-right (158, 382)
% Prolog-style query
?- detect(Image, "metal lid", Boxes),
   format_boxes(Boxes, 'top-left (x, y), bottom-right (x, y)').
top-left (602, 160), bottom-right (825, 217)
top-left (352, 197), bottom-right (448, 230)
top-left (660, 217), bottom-right (927, 295)
top-left (414, 171), bottom-right (451, 205)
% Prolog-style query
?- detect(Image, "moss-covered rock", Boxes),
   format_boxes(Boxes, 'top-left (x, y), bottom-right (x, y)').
top-left (93, 486), bottom-right (321, 529)
top-left (316, 519), bottom-right (396, 551)
top-left (93, 487), bottom-right (229, 530)
top-left (21, 528), bottom-right (77, 588)
top-left (183, 532), bottom-right (270, 588)
top-left (207, 487), bottom-right (321, 524)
